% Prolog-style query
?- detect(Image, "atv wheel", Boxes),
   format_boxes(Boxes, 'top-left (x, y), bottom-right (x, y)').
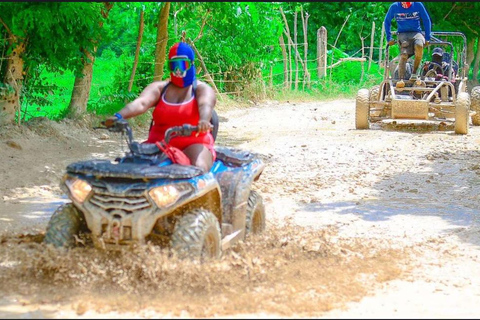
top-left (470, 86), bottom-right (480, 126)
top-left (44, 203), bottom-right (86, 248)
top-left (455, 92), bottom-right (470, 135)
top-left (245, 190), bottom-right (266, 236)
top-left (355, 89), bottom-right (370, 129)
top-left (171, 209), bottom-right (221, 260)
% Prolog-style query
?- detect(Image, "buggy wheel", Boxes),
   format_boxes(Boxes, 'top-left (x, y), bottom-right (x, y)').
top-left (43, 203), bottom-right (86, 248)
top-left (355, 89), bottom-right (370, 129)
top-left (455, 92), bottom-right (470, 135)
top-left (245, 190), bottom-right (266, 236)
top-left (470, 86), bottom-right (480, 126)
top-left (170, 209), bottom-right (221, 260)
top-left (369, 85), bottom-right (380, 118)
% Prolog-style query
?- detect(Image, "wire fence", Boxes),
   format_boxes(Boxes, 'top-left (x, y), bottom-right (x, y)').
top-left (1, 28), bottom-right (389, 119)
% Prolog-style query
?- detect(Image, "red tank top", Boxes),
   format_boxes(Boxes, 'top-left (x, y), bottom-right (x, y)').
top-left (145, 86), bottom-right (215, 155)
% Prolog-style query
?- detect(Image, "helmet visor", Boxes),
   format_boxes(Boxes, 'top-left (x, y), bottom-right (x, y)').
top-left (168, 58), bottom-right (192, 73)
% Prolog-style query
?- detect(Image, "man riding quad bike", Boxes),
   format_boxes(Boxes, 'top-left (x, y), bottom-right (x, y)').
top-left (43, 118), bottom-right (266, 260)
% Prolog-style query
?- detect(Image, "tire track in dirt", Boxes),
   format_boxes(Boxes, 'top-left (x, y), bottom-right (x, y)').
top-left (3, 99), bottom-right (480, 317)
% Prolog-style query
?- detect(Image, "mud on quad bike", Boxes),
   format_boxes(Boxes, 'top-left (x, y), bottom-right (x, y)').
top-left (356, 31), bottom-right (480, 135)
top-left (43, 117), bottom-right (266, 260)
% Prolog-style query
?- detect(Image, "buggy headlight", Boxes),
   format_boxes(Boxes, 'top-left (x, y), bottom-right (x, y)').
top-left (148, 183), bottom-right (193, 208)
top-left (65, 178), bottom-right (92, 203)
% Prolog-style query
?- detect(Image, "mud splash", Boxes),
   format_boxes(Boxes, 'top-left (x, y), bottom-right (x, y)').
top-left (0, 223), bottom-right (409, 318)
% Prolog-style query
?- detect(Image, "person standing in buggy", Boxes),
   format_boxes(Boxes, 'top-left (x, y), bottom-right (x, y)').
top-left (105, 42), bottom-right (218, 173)
top-left (384, 2), bottom-right (432, 88)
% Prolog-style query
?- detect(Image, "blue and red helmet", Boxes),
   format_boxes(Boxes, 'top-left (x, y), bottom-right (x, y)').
top-left (168, 42), bottom-right (196, 88)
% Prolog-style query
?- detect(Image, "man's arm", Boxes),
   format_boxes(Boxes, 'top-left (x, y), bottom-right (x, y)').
top-left (117, 81), bottom-right (166, 119)
top-left (384, 4), bottom-right (396, 42)
top-left (418, 2), bottom-right (432, 41)
top-left (195, 81), bottom-right (217, 133)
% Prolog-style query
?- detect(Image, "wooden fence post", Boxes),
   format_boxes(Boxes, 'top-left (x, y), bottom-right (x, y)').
top-left (279, 35), bottom-right (289, 89)
top-left (360, 33), bottom-right (365, 83)
top-left (379, 22), bottom-right (385, 72)
top-left (294, 11), bottom-right (299, 90)
top-left (368, 21), bottom-right (375, 72)
top-left (317, 26), bottom-right (327, 79)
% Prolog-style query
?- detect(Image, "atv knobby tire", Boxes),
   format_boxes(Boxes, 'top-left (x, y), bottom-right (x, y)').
top-left (171, 209), bottom-right (221, 260)
top-left (455, 92), bottom-right (470, 135)
top-left (245, 190), bottom-right (266, 236)
top-left (44, 203), bottom-right (86, 248)
top-left (470, 86), bottom-right (480, 126)
top-left (355, 89), bottom-right (370, 129)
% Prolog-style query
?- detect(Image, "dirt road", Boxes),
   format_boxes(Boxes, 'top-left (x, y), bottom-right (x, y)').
top-left (1, 98), bottom-right (480, 318)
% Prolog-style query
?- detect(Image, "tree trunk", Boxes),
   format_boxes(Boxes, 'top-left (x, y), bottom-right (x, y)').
top-left (301, 8), bottom-right (311, 89)
top-left (128, 9), bottom-right (144, 92)
top-left (472, 37), bottom-right (480, 85)
top-left (279, 35), bottom-right (288, 89)
top-left (464, 36), bottom-right (475, 78)
top-left (280, 8), bottom-right (292, 89)
top-left (283, 31), bottom-right (308, 83)
top-left (67, 2), bottom-right (113, 117)
top-left (1, 39), bottom-right (25, 124)
top-left (153, 2), bottom-right (170, 81)
top-left (68, 50), bottom-right (95, 117)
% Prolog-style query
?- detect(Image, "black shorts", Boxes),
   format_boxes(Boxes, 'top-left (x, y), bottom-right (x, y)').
top-left (397, 32), bottom-right (425, 56)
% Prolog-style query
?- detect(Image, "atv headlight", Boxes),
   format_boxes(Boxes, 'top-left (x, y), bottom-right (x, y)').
top-left (148, 183), bottom-right (193, 208)
top-left (65, 178), bottom-right (92, 203)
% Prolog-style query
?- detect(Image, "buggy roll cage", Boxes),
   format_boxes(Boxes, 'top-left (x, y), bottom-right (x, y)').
top-left (383, 31), bottom-right (467, 80)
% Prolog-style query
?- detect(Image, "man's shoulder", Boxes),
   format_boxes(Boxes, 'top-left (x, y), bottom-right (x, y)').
top-left (389, 2), bottom-right (400, 9)
top-left (196, 80), bottom-right (213, 90)
top-left (149, 80), bottom-right (169, 89)
top-left (142, 80), bottom-right (169, 95)
top-left (195, 80), bottom-right (216, 96)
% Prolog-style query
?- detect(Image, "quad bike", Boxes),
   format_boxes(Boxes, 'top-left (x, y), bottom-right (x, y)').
top-left (356, 31), bottom-right (480, 134)
top-left (43, 118), bottom-right (266, 260)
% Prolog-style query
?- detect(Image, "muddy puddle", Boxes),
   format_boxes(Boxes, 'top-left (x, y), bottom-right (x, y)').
top-left (0, 223), bottom-right (410, 318)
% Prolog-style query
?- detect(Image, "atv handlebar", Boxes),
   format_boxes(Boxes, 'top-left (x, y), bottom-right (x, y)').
top-left (164, 124), bottom-right (199, 144)
top-left (95, 119), bottom-right (206, 153)
top-left (95, 119), bottom-right (134, 145)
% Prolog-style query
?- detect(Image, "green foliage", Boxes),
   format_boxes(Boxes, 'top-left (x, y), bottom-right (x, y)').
top-left (0, 2), bottom-right (106, 74)
top-left (88, 49), bottom-right (139, 115)
top-left (2, 1), bottom-right (479, 124)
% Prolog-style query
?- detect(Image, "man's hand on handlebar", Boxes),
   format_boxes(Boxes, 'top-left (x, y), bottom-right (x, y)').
top-left (197, 119), bottom-right (212, 134)
top-left (103, 116), bottom-right (118, 128)
top-left (387, 39), bottom-right (396, 46)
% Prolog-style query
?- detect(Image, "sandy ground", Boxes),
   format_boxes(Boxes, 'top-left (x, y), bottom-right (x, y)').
top-left (1, 98), bottom-right (480, 318)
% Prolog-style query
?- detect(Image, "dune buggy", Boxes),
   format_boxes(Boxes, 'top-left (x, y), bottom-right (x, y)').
top-left (356, 31), bottom-right (480, 134)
